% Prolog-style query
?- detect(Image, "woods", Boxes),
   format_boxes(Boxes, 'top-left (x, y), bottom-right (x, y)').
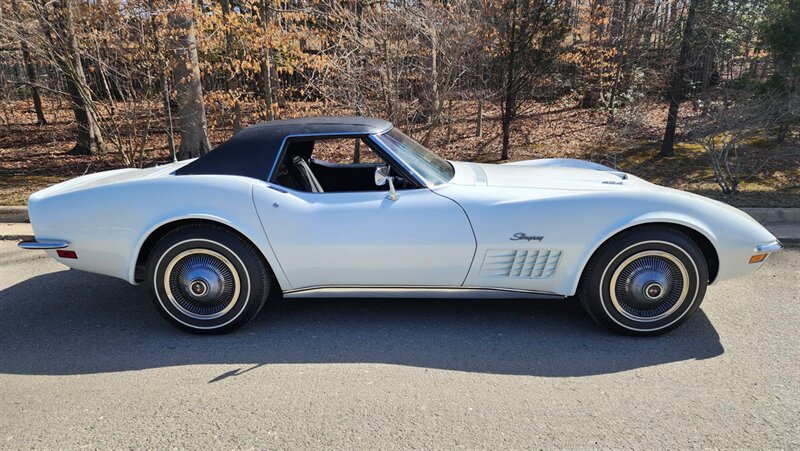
top-left (0, 0), bottom-right (798, 202)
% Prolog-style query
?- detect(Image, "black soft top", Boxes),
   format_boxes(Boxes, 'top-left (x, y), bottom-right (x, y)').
top-left (175, 116), bottom-right (392, 180)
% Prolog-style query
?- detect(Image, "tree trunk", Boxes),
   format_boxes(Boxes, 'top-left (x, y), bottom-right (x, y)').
top-left (37, 0), bottom-right (106, 154)
top-left (353, 139), bottom-right (361, 163)
top-left (428, 26), bottom-right (439, 123)
top-left (476, 98), bottom-right (483, 138)
top-left (501, 113), bottom-right (511, 161)
top-left (499, 2), bottom-right (518, 161)
top-left (149, 0), bottom-right (176, 160)
top-left (21, 43), bottom-right (47, 125)
top-left (501, 26), bottom-right (517, 160)
top-left (446, 98), bottom-right (453, 144)
top-left (608, 0), bottom-right (632, 121)
top-left (260, 0), bottom-right (276, 121)
top-left (220, 0), bottom-right (242, 134)
top-left (501, 84), bottom-right (515, 161)
top-left (163, 80), bottom-right (177, 161)
top-left (382, 37), bottom-right (395, 121)
top-left (59, 0), bottom-right (105, 155)
top-left (233, 102), bottom-right (242, 134)
top-left (12, 0), bottom-right (48, 125)
top-left (660, 0), bottom-right (700, 157)
top-left (169, 0), bottom-right (211, 160)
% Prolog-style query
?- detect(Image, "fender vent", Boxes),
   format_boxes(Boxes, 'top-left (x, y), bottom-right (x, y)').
top-left (479, 249), bottom-right (562, 279)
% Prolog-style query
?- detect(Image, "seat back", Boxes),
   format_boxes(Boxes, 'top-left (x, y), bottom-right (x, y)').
top-left (292, 156), bottom-right (324, 193)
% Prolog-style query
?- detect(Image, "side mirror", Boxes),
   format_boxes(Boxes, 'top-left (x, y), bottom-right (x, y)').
top-left (374, 165), bottom-right (390, 186)
top-left (374, 166), bottom-right (398, 201)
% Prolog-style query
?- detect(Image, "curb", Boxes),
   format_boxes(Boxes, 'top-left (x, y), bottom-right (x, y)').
top-left (1, 235), bottom-right (33, 241)
top-left (0, 206), bottom-right (28, 223)
top-left (741, 208), bottom-right (800, 224)
top-left (776, 236), bottom-right (800, 248)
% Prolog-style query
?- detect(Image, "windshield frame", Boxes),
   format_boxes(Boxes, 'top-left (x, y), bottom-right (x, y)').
top-left (369, 128), bottom-right (455, 188)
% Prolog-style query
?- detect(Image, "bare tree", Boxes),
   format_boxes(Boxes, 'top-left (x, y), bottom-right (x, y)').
top-left (259, 0), bottom-right (278, 121)
top-left (10, 0), bottom-right (47, 125)
top-left (34, 0), bottom-right (106, 155)
top-left (488, 0), bottom-right (569, 160)
top-left (693, 91), bottom-right (800, 195)
top-left (148, 0), bottom-right (177, 161)
top-left (219, 0), bottom-right (243, 134)
top-left (169, 0), bottom-right (211, 159)
top-left (660, 0), bottom-right (702, 157)
top-left (406, 1), bottom-right (473, 145)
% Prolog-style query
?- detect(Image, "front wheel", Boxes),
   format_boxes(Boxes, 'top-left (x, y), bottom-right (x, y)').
top-left (146, 225), bottom-right (271, 334)
top-left (579, 226), bottom-right (708, 336)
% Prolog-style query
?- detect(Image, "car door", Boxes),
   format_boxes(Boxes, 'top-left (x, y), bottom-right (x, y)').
top-left (252, 184), bottom-right (476, 289)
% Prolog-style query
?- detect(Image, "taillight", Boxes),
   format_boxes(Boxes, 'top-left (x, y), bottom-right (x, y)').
top-left (57, 250), bottom-right (78, 259)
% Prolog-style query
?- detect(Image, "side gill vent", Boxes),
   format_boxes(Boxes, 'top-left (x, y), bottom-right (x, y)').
top-left (480, 249), bottom-right (563, 279)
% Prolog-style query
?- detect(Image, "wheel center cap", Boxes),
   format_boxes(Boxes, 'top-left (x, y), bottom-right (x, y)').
top-left (189, 279), bottom-right (209, 297)
top-left (643, 282), bottom-right (664, 300)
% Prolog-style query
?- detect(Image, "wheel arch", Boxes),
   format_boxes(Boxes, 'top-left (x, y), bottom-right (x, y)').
top-left (573, 220), bottom-right (720, 295)
top-left (131, 216), bottom-right (284, 289)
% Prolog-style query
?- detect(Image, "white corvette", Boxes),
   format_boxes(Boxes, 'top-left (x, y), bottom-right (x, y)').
top-left (19, 117), bottom-right (782, 335)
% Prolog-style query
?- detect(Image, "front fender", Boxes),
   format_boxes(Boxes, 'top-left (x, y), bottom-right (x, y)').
top-left (442, 183), bottom-right (775, 296)
top-left (566, 211), bottom-right (718, 295)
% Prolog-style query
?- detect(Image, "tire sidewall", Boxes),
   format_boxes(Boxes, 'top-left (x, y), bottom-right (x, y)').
top-left (585, 230), bottom-right (708, 335)
top-left (146, 227), bottom-right (268, 333)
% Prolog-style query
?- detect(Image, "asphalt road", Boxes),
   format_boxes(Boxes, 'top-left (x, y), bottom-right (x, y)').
top-left (0, 242), bottom-right (798, 449)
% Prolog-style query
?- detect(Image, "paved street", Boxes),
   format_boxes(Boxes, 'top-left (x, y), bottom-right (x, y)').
top-left (0, 241), bottom-right (798, 449)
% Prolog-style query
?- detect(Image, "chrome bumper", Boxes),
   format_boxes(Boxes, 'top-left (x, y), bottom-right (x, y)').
top-left (18, 239), bottom-right (70, 250)
top-left (755, 240), bottom-right (784, 253)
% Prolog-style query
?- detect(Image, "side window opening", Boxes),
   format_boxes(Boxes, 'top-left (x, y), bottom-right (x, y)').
top-left (272, 137), bottom-right (412, 193)
top-left (312, 138), bottom-right (384, 164)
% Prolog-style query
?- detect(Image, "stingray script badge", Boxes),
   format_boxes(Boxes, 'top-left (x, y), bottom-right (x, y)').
top-left (510, 233), bottom-right (544, 242)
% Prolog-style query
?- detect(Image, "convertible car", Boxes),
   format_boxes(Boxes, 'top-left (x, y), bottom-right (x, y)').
top-left (19, 117), bottom-right (782, 335)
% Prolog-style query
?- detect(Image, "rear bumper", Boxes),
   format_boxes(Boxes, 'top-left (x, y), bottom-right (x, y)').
top-left (18, 239), bottom-right (70, 250)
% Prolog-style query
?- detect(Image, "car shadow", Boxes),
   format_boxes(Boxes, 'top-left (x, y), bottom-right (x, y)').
top-left (0, 269), bottom-right (724, 378)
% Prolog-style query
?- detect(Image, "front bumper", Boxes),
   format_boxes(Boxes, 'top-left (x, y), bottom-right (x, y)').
top-left (18, 239), bottom-right (70, 250)
top-left (755, 240), bottom-right (783, 253)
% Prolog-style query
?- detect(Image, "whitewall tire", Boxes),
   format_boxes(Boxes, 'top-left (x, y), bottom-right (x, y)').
top-left (146, 225), bottom-right (271, 334)
top-left (579, 226), bottom-right (709, 336)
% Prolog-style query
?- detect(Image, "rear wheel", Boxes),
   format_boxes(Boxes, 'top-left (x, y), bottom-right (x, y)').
top-left (579, 226), bottom-right (708, 336)
top-left (146, 225), bottom-right (271, 334)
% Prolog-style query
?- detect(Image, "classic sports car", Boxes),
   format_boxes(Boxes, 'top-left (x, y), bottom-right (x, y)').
top-left (19, 117), bottom-right (782, 335)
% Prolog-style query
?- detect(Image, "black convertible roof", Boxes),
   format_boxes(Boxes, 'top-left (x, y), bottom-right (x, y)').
top-left (175, 116), bottom-right (393, 179)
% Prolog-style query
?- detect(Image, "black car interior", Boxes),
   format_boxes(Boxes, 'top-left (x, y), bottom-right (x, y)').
top-left (272, 138), bottom-right (412, 193)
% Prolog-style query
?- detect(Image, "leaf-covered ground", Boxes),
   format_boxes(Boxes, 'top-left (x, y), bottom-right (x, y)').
top-left (1, 97), bottom-right (798, 206)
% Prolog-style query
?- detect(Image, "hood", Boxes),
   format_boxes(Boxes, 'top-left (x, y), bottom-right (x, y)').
top-left (447, 159), bottom-right (644, 192)
top-left (445, 159), bottom-right (767, 229)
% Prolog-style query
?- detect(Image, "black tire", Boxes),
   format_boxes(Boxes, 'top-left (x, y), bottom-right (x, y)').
top-left (578, 226), bottom-right (708, 336)
top-left (146, 224), bottom-right (271, 334)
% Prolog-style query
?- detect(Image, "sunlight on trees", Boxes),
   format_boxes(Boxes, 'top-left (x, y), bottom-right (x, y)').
top-left (0, 0), bottom-right (796, 192)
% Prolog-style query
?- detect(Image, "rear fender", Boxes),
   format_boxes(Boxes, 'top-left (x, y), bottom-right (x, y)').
top-left (126, 206), bottom-right (291, 291)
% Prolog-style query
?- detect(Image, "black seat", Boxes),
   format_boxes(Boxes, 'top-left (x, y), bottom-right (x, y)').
top-left (292, 156), bottom-right (324, 193)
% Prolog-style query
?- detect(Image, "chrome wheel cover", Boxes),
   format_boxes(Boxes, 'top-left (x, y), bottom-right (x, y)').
top-left (609, 250), bottom-right (689, 322)
top-left (163, 248), bottom-right (240, 320)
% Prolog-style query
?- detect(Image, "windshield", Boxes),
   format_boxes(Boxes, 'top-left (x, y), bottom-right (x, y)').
top-left (372, 128), bottom-right (454, 186)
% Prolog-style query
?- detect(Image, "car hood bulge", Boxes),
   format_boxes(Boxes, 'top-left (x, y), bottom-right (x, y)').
top-left (443, 159), bottom-right (767, 232)
top-left (447, 160), bottom-right (642, 192)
